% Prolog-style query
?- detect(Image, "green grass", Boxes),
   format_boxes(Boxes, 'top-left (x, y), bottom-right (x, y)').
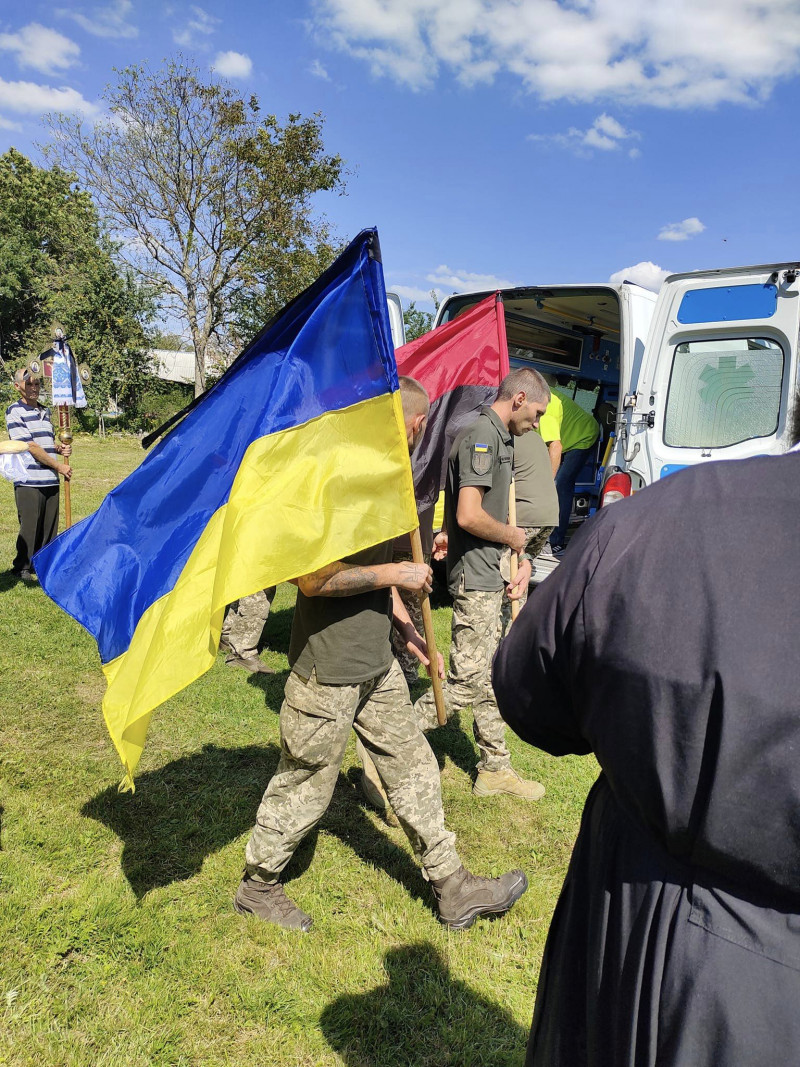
top-left (0, 433), bottom-right (597, 1066)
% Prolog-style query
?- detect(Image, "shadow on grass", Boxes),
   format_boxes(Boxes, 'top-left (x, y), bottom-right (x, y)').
top-left (0, 568), bottom-right (24, 592)
top-left (257, 602), bottom-right (294, 658)
top-left (82, 742), bottom-right (435, 913)
top-left (320, 942), bottom-right (528, 1066)
top-left (404, 685), bottom-right (481, 783)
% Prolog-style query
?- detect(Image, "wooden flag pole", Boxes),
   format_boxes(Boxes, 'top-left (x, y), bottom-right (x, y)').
top-left (508, 479), bottom-right (520, 625)
top-left (410, 526), bottom-right (447, 726)
top-left (57, 404), bottom-right (72, 529)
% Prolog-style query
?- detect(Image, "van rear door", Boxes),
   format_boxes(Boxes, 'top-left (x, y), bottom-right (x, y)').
top-left (626, 264), bottom-right (800, 484)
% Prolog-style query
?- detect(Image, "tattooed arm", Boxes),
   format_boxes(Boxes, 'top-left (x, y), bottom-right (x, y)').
top-left (295, 559), bottom-right (434, 598)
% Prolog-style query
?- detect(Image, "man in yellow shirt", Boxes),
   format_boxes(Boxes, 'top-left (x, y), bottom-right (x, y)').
top-left (538, 378), bottom-right (599, 553)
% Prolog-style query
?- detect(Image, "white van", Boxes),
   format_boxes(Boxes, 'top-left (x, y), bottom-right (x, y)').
top-left (434, 281), bottom-right (657, 577)
top-left (599, 262), bottom-right (800, 506)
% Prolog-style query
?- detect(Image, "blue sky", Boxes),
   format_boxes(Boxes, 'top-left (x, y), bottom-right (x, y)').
top-left (2, 0), bottom-right (800, 314)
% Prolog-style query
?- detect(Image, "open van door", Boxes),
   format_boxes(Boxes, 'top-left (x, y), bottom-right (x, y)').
top-left (386, 291), bottom-right (406, 351)
top-left (623, 263), bottom-right (800, 487)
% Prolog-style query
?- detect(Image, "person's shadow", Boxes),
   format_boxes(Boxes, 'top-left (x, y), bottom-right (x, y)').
top-left (320, 942), bottom-right (529, 1066)
top-left (82, 742), bottom-right (437, 911)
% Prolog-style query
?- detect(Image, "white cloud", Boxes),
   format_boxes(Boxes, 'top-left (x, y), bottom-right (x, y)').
top-left (0, 115), bottom-right (23, 131)
top-left (658, 217), bottom-right (706, 241)
top-left (388, 266), bottom-right (516, 310)
top-left (0, 24), bottom-right (80, 74)
top-left (174, 6), bottom-right (220, 47)
top-left (313, 0), bottom-right (800, 108)
top-left (212, 51), bottom-right (252, 78)
top-left (426, 265), bottom-right (517, 292)
top-left (609, 261), bottom-right (671, 291)
top-left (309, 59), bottom-right (331, 81)
top-left (389, 284), bottom-right (440, 306)
top-left (0, 76), bottom-right (99, 117)
top-left (59, 0), bottom-right (138, 39)
top-left (530, 112), bottom-right (640, 155)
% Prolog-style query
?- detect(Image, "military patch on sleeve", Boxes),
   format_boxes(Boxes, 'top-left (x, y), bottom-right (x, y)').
top-left (471, 442), bottom-right (493, 476)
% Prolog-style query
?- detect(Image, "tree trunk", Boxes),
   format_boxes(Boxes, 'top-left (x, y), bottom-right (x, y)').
top-left (193, 339), bottom-right (205, 397)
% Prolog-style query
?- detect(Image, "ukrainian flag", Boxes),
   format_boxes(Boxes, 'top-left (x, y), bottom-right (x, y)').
top-left (35, 230), bottom-right (418, 789)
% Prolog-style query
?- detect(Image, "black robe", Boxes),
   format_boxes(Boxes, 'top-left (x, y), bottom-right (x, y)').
top-left (493, 452), bottom-right (800, 1067)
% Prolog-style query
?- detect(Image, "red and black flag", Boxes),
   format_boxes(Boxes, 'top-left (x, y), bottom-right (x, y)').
top-left (396, 293), bottom-right (510, 509)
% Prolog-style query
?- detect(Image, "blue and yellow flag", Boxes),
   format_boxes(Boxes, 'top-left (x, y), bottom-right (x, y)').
top-left (35, 230), bottom-right (418, 788)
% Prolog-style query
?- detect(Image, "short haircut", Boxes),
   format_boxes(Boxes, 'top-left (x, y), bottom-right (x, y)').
top-left (497, 367), bottom-right (549, 404)
top-left (399, 375), bottom-right (430, 416)
top-left (14, 367), bottom-right (39, 386)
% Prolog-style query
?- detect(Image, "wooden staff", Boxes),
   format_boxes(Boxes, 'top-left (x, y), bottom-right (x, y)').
top-left (508, 479), bottom-right (521, 625)
top-left (57, 404), bottom-right (73, 528)
top-left (410, 526), bottom-right (447, 726)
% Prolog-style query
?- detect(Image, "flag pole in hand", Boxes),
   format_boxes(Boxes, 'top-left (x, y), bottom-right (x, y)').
top-left (410, 526), bottom-right (447, 726)
top-left (508, 480), bottom-right (520, 625)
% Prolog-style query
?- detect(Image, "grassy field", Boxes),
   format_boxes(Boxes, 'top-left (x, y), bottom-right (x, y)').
top-left (0, 434), bottom-right (597, 1066)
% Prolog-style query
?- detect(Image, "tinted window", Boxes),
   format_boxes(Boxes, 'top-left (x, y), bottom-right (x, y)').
top-left (664, 338), bottom-right (784, 448)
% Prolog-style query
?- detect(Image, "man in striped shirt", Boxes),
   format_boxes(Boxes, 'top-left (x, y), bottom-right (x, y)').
top-left (5, 368), bottom-right (71, 581)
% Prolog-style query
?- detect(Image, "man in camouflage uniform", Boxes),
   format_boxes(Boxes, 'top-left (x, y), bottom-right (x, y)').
top-left (414, 368), bottom-right (550, 801)
top-left (234, 377), bottom-right (528, 931)
top-left (220, 587), bottom-right (277, 673)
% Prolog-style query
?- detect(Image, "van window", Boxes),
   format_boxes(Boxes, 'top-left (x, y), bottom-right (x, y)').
top-left (664, 337), bottom-right (784, 448)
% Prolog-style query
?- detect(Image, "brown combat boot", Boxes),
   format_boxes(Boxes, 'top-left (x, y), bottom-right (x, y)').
top-left (233, 876), bottom-right (313, 931)
top-left (225, 653), bottom-right (275, 674)
top-left (473, 767), bottom-right (545, 801)
top-left (431, 865), bottom-right (528, 930)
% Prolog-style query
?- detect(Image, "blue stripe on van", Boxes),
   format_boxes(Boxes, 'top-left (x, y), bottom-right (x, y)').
top-left (677, 284), bottom-right (777, 324)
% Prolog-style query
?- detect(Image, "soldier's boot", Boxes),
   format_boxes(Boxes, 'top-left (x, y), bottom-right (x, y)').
top-left (355, 739), bottom-right (399, 826)
top-left (473, 766), bottom-right (545, 801)
top-left (233, 876), bottom-right (313, 931)
top-left (431, 865), bottom-right (528, 931)
top-left (225, 653), bottom-right (275, 674)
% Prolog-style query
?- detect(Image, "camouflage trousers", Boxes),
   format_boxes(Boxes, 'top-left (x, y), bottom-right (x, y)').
top-left (221, 587), bottom-right (277, 659)
top-left (413, 581), bottom-right (510, 773)
top-left (245, 658), bottom-right (461, 883)
top-left (499, 525), bottom-right (553, 635)
top-left (390, 551), bottom-right (427, 685)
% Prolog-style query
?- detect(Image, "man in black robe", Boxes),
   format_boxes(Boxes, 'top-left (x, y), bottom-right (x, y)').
top-left (493, 452), bottom-right (800, 1066)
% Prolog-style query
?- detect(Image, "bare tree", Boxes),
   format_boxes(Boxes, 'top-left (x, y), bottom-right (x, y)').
top-left (45, 59), bottom-right (345, 395)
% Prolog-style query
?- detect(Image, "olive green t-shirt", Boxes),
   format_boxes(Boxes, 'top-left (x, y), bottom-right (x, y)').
top-left (513, 429), bottom-right (559, 528)
top-left (445, 407), bottom-right (513, 595)
top-left (289, 542), bottom-right (394, 684)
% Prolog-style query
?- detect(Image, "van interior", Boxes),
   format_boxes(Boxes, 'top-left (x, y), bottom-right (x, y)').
top-left (440, 286), bottom-right (622, 521)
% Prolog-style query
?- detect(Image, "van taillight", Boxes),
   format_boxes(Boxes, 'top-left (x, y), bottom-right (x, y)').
top-left (600, 472), bottom-right (632, 507)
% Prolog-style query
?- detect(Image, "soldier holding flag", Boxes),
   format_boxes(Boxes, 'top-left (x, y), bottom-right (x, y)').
top-left (235, 378), bottom-right (529, 932)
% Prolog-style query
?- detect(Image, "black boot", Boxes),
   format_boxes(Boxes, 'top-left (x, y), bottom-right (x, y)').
top-left (431, 865), bottom-right (528, 930)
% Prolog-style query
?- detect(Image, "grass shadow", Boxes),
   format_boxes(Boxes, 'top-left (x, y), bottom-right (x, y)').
top-left (82, 743), bottom-right (436, 912)
top-left (327, 769), bottom-right (434, 912)
top-left (259, 602), bottom-right (294, 658)
top-left (244, 666), bottom-right (291, 700)
top-left (404, 687), bottom-right (480, 782)
top-left (320, 942), bottom-right (528, 1066)
top-left (0, 568), bottom-right (23, 592)
top-left (82, 743), bottom-right (283, 899)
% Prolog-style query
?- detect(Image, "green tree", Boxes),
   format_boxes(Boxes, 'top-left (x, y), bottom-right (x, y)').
top-left (45, 58), bottom-right (345, 395)
top-left (402, 301), bottom-right (434, 343)
top-left (0, 148), bottom-right (154, 413)
top-left (402, 290), bottom-right (440, 343)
